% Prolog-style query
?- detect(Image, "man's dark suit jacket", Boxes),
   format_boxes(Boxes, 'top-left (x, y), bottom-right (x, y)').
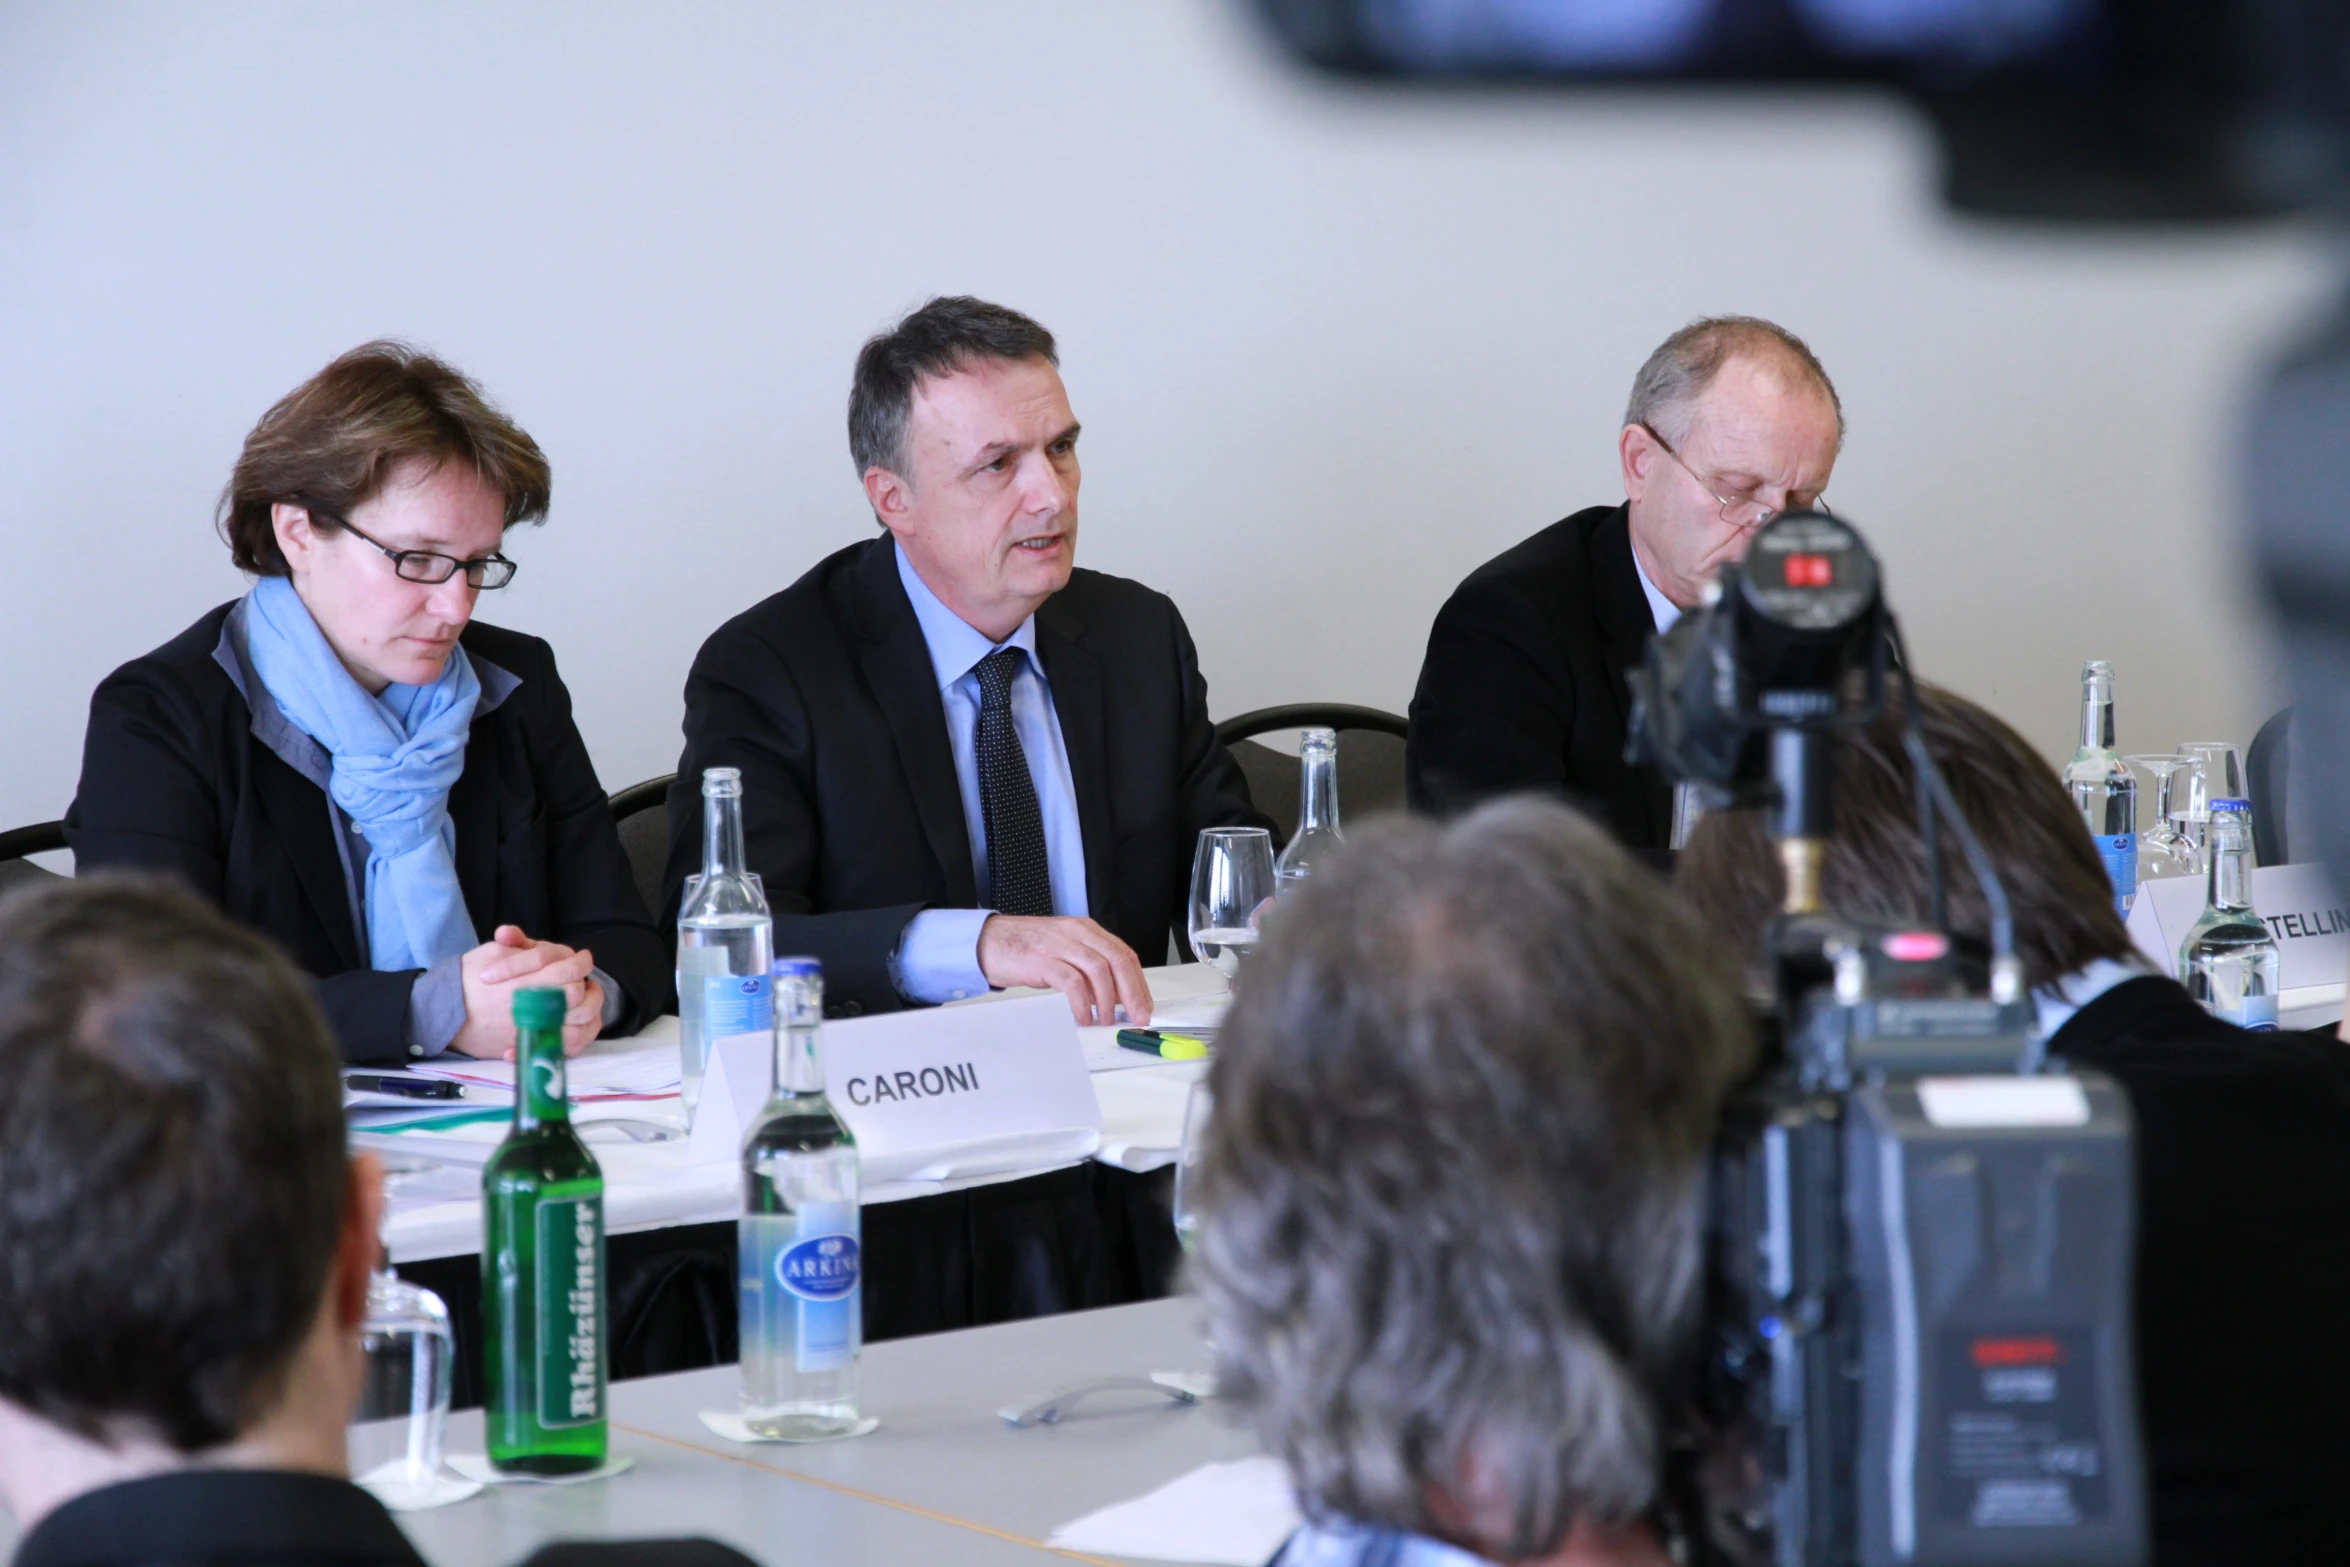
top-left (663, 536), bottom-right (1270, 1017)
top-left (2049, 976), bottom-right (2350, 1564)
top-left (65, 602), bottom-right (668, 1065)
top-left (1406, 502), bottom-right (1672, 850)
top-left (10, 1469), bottom-right (757, 1567)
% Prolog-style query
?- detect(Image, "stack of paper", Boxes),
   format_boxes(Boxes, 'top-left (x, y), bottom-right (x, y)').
top-left (1048, 1457), bottom-right (1300, 1564)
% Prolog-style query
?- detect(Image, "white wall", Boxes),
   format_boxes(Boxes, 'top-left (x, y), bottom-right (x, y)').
top-left (2, 1), bottom-right (2338, 835)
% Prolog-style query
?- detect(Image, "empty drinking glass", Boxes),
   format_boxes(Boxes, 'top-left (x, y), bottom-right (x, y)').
top-left (351, 1153), bottom-right (458, 1507)
top-left (1188, 828), bottom-right (1276, 987)
top-left (2174, 742), bottom-right (2248, 869)
top-left (2126, 753), bottom-right (2199, 883)
top-left (1171, 1078), bottom-right (1213, 1256)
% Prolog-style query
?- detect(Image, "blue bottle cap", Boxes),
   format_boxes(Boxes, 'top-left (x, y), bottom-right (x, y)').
top-left (772, 956), bottom-right (823, 978)
top-left (2211, 798), bottom-right (2251, 814)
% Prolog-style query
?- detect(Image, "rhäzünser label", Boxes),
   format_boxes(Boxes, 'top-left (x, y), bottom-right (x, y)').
top-left (536, 1198), bottom-right (605, 1427)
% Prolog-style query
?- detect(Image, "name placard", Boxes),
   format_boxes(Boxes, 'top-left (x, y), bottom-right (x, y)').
top-left (683, 993), bottom-right (1102, 1184)
top-left (825, 994), bottom-right (1102, 1183)
top-left (2126, 861), bottom-right (2349, 992)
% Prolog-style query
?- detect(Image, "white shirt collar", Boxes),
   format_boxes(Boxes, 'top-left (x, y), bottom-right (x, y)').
top-left (1630, 543), bottom-right (1681, 635)
top-left (2032, 954), bottom-right (2156, 1040)
top-left (894, 541), bottom-right (1041, 691)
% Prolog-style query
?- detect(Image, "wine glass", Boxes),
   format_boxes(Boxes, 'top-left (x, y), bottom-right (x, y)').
top-left (351, 1153), bottom-right (459, 1505)
top-left (1171, 1078), bottom-right (1213, 1256)
top-left (2125, 753), bottom-right (2198, 883)
top-left (2174, 742), bottom-right (2248, 870)
top-left (1188, 828), bottom-right (1276, 987)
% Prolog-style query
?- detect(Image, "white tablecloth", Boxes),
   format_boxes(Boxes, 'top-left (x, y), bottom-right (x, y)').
top-left (377, 963), bottom-right (1221, 1263)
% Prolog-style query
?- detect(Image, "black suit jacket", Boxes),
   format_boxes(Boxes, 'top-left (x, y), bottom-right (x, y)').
top-left (663, 536), bottom-right (1270, 1016)
top-left (65, 602), bottom-right (668, 1065)
top-left (1406, 503), bottom-right (1672, 849)
top-left (2049, 976), bottom-right (2350, 1564)
top-left (11, 1469), bottom-right (756, 1567)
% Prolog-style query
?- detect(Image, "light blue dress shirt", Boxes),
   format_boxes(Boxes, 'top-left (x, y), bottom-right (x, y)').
top-left (892, 543), bottom-right (1090, 1003)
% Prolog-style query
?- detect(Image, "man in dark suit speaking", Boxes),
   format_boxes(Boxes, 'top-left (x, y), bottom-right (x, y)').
top-left (1406, 317), bottom-right (1843, 852)
top-left (665, 297), bottom-right (1268, 1022)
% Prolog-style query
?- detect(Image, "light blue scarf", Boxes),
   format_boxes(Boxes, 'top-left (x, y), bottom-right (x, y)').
top-left (243, 574), bottom-right (482, 971)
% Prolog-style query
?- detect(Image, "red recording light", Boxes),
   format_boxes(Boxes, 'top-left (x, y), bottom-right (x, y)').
top-left (1785, 553), bottom-right (1834, 587)
top-left (1972, 1336), bottom-right (2064, 1367)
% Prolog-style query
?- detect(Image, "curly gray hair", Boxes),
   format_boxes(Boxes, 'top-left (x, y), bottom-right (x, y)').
top-left (1192, 800), bottom-right (1754, 1559)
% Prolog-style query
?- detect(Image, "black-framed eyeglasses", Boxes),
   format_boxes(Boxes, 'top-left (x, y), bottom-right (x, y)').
top-left (1638, 423), bottom-right (1828, 532)
top-left (297, 499), bottom-right (518, 589)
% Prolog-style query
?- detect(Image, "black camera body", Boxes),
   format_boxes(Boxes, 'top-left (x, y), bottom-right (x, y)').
top-left (1630, 514), bottom-right (2148, 1567)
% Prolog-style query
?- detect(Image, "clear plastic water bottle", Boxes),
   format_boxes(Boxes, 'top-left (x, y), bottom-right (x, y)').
top-left (2063, 660), bottom-right (2138, 917)
top-left (1274, 727), bottom-right (1342, 899)
top-left (2178, 799), bottom-right (2279, 1031)
top-left (677, 767), bottom-right (773, 1121)
top-left (739, 958), bottom-right (863, 1439)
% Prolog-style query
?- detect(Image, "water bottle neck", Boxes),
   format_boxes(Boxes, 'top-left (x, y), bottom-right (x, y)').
top-left (515, 1031), bottom-right (572, 1130)
top-left (773, 974), bottom-right (826, 1096)
top-left (2208, 818), bottom-right (2254, 913)
top-left (2079, 665), bottom-right (2115, 753)
top-left (1297, 737), bottom-right (1339, 835)
top-left (703, 786), bottom-right (748, 878)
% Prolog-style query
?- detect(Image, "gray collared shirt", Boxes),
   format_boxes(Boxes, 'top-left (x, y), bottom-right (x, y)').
top-left (214, 597), bottom-right (616, 1057)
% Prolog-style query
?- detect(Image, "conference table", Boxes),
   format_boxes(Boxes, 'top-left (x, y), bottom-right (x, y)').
top-left (372, 965), bottom-right (1220, 1401)
top-left (0, 1296), bottom-right (1273, 1566)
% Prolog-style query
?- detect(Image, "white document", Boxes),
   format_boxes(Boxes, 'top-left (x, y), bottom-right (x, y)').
top-left (1049, 1456), bottom-right (1301, 1565)
top-left (1092, 1059), bottom-right (1207, 1173)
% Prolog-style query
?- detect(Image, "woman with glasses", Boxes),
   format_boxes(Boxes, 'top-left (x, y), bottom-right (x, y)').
top-left (66, 342), bottom-right (666, 1064)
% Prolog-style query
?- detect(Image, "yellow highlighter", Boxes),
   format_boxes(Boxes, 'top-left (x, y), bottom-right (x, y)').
top-left (1115, 1028), bottom-right (1211, 1061)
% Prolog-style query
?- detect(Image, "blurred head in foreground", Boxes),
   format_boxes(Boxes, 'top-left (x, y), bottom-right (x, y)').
top-left (0, 876), bottom-right (378, 1529)
top-left (1674, 679), bottom-right (2136, 995)
top-left (1192, 800), bottom-right (1755, 1565)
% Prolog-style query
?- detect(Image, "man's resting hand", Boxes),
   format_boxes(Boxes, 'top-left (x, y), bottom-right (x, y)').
top-left (977, 915), bottom-right (1154, 1027)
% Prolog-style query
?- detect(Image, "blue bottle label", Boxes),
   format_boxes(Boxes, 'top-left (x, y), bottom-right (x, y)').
top-left (2226, 993), bottom-right (2279, 1032)
top-left (700, 972), bottom-right (772, 1037)
top-left (776, 1202), bottom-right (859, 1372)
top-left (2093, 833), bottom-right (2136, 911)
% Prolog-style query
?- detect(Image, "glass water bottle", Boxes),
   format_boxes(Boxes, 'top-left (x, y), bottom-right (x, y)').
top-left (1273, 727), bottom-right (1342, 898)
top-left (739, 958), bottom-right (863, 1439)
top-left (2063, 660), bottom-right (2138, 917)
top-left (2178, 799), bottom-right (2280, 1031)
top-left (481, 988), bottom-right (607, 1473)
top-left (678, 766), bottom-right (773, 1121)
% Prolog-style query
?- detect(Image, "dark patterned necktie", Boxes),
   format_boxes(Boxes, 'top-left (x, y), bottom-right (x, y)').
top-left (973, 647), bottom-right (1053, 917)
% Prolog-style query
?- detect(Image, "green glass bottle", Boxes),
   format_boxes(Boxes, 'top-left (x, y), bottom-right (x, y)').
top-left (481, 987), bottom-right (607, 1473)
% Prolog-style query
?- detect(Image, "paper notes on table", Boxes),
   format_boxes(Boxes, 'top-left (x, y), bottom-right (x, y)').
top-left (1049, 1457), bottom-right (1301, 1565)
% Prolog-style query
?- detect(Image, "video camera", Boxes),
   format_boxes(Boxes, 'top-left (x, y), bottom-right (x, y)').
top-left (1628, 514), bottom-right (2148, 1566)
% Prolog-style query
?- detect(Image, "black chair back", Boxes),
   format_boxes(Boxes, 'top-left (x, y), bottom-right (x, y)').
top-left (1214, 704), bottom-right (1409, 843)
top-left (0, 820), bottom-right (68, 896)
top-left (2246, 708), bottom-right (2293, 866)
top-left (608, 776), bottom-right (673, 921)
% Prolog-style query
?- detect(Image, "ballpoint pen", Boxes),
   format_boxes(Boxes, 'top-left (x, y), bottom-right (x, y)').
top-left (344, 1073), bottom-right (466, 1100)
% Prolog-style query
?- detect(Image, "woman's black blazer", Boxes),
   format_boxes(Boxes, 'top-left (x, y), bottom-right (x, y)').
top-left (65, 602), bottom-right (669, 1064)
top-left (2050, 975), bottom-right (2350, 1563)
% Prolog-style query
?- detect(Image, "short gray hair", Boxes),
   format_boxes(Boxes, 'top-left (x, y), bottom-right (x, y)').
top-left (1624, 315), bottom-right (1844, 446)
top-left (846, 296), bottom-right (1058, 480)
top-left (1192, 801), bottom-right (1755, 1559)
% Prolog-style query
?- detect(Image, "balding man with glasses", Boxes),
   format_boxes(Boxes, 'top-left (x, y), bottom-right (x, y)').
top-left (1406, 316), bottom-right (1843, 853)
